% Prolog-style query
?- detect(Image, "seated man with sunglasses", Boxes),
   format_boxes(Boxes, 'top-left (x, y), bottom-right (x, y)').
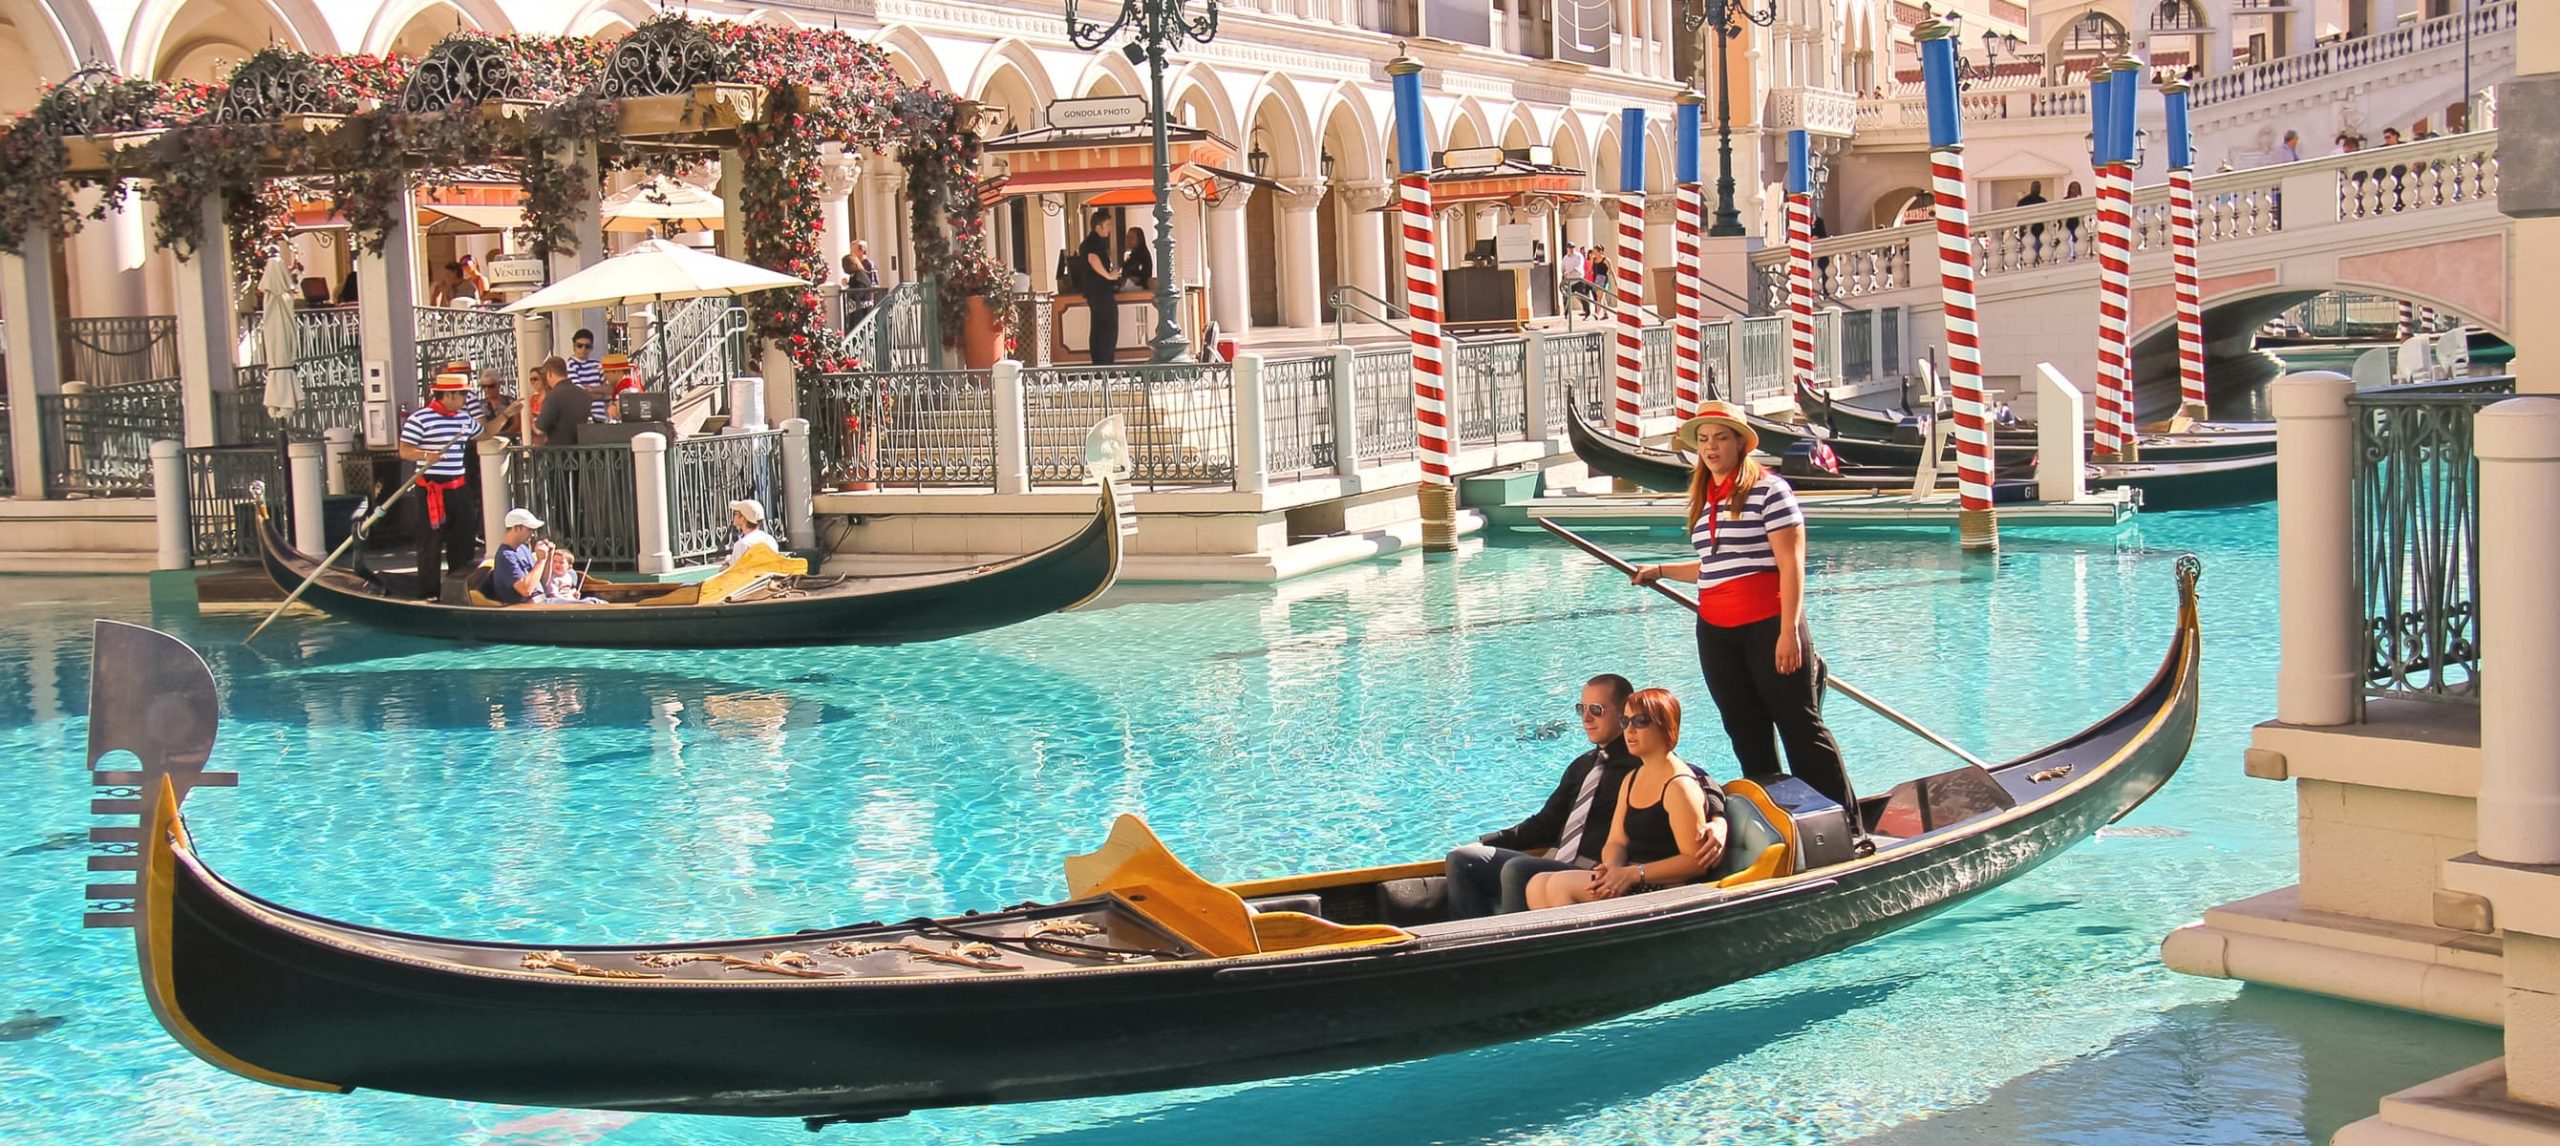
top-left (1443, 673), bottom-right (1644, 919)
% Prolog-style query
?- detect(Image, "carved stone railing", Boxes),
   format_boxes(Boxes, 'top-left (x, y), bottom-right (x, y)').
top-left (2191, 0), bottom-right (2516, 108)
top-left (1766, 87), bottom-right (1859, 138)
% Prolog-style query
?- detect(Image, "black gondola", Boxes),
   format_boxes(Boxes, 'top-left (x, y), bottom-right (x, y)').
top-left (1790, 381), bottom-right (2273, 448)
top-left (1565, 401), bottom-right (2037, 500)
top-left (251, 481), bottom-right (1125, 648)
top-left (87, 556), bottom-right (2199, 1124)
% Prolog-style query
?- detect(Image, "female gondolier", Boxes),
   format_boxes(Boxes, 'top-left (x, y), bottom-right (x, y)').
top-left (1631, 401), bottom-right (1857, 816)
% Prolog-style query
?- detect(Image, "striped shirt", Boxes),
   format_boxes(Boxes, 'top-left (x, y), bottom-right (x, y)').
top-left (566, 355), bottom-right (610, 421)
top-left (400, 405), bottom-right (479, 478)
top-left (1690, 473), bottom-right (1804, 589)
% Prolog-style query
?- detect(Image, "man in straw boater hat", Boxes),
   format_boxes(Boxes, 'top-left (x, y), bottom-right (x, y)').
top-left (396, 371), bottom-right (486, 600)
top-left (1630, 400), bottom-right (1859, 819)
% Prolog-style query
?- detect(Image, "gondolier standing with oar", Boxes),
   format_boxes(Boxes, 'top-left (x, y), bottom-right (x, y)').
top-left (398, 372), bottom-right (484, 600)
top-left (1631, 401), bottom-right (1858, 818)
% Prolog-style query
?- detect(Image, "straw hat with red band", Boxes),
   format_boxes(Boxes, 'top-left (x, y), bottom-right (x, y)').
top-left (601, 351), bottom-right (631, 371)
top-left (1670, 400), bottom-right (1758, 455)
top-left (429, 372), bottom-right (473, 393)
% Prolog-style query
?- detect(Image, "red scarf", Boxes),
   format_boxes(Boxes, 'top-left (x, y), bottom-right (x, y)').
top-left (1699, 471), bottom-right (1739, 553)
top-left (420, 475), bottom-right (468, 529)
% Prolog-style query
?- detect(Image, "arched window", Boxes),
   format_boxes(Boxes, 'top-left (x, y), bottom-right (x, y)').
top-left (2149, 0), bottom-right (2206, 32)
top-left (2066, 11), bottom-right (2130, 54)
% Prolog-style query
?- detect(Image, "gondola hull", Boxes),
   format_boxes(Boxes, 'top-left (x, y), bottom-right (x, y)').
top-left (2090, 452), bottom-right (2279, 510)
top-left (253, 485), bottom-right (1124, 648)
top-left (1792, 382), bottom-right (2275, 449)
top-left (1567, 403), bottom-right (2034, 499)
top-left (1753, 414), bottom-right (2275, 468)
top-left (106, 557), bottom-right (2201, 1122)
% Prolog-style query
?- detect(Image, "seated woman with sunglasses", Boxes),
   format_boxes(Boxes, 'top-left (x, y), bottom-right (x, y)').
top-left (1522, 688), bottom-right (1727, 910)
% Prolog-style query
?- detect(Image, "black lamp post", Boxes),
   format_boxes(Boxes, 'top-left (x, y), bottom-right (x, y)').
top-left (1066, 0), bottom-right (1221, 363)
top-left (1682, 0), bottom-right (1778, 237)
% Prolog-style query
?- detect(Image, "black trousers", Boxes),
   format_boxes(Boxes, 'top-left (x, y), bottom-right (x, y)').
top-left (411, 477), bottom-right (481, 600)
top-left (1086, 293), bottom-right (1119, 365)
top-left (1696, 615), bottom-right (1856, 812)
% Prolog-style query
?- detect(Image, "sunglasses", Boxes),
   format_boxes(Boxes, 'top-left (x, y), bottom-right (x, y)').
top-left (1623, 713), bottom-right (1659, 730)
top-left (574, 341), bottom-right (593, 349)
top-left (1570, 702), bottom-right (1612, 718)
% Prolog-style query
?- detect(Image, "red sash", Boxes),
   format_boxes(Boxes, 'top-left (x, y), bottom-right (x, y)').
top-left (420, 475), bottom-right (468, 529)
top-left (1698, 571), bottom-right (1781, 627)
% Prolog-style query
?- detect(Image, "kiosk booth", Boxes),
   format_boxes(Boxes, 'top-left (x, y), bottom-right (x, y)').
top-left (1418, 146), bottom-right (1587, 333)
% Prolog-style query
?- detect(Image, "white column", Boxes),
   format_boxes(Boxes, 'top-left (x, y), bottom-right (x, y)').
top-left (1564, 201), bottom-right (1597, 252)
top-left (818, 156), bottom-right (856, 296)
top-left (288, 439), bottom-right (326, 554)
top-left (1234, 353), bottom-right (1268, 493)
top-left (322, 426), bottom-right (356, 495)
top-left (717, 150), bottom-right (748, 263)
top-left (1525, 330), bottom-right (1553, 442)
top-left (861, 172), bottom-right (904, 286)
top-left (171, 195), bottom-right (236, 448)
top-left (358, 197), bottom-right (421, 411)
top-left (780, 416), bottom-right (816, 549)
top-left (71, 189), bottom-right (149, 321)
top-left (2035, 364), bottom-right (2088, 503)
top-left (1339, 184), bottom-right (1391, 313)
top-left (991, 360), bottom-right (1029, 495)
top-left (151, 440), bottom-right (187, 568)
top-left (1330, 345), bottom-right (1360, 475)
top-left (474, 438), bottom-right (511, 561)
top-left (3, 231), bottom-right (63, 496)
top-left (548, 145), bottom-right (606, 353)
top-left (761, 344), bottom-right (797, 429)
top-left (512, 313), bottom-right (548, 443)
top-left (2272, 371), bottom-right (2357, 726)
top-left (1207, 195), bottom-right (1251, 336)
top-left (2474, 397), bottom-right (2560, 863)
top-left (631, 432), bottom-right (675, 574)
top-left (1278, 190), bottom-right (1323, 329)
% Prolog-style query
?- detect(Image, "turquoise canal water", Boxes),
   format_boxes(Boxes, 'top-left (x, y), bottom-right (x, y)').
top-left (0, 503), bottom-right (2500, 1144)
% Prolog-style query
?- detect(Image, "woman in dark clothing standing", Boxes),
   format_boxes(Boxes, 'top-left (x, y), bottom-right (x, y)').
top-left (1524, 688), bottom-right (1728, 908)
top-left (1633, 401), bottom-right (1857, 814)
top-left (1119, 227), bottom-right (1154, 292)
top-left (1079, 211), bottom-right (1122, 365)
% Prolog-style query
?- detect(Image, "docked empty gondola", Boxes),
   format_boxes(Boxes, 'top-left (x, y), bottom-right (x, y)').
top-left (1789, 381), bottom-right (2274, 450)
top-left (1565, 401), bottom-right (2037, 500)
top-left (86, 557), bottom-right (2199, 1123)
top-left (252, 481), bottom-right (1125, 648)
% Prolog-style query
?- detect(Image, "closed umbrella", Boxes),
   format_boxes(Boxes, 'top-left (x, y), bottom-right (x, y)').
top-left (257, 256), bottom-right (302, 423)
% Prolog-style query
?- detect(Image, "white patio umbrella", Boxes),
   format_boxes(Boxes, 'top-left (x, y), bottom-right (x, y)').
top-left (504, 239), bottom-right (806, 391)
top-left (601, 176), bottom-right (725, 234)
top-left (256, 255), bottom-right (302, 423)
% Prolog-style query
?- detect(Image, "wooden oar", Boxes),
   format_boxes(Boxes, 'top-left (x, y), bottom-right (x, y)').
top-left (244, 432), bottom-right (474, 646)
top-left (1538, 518), bottom-right (1997, 773)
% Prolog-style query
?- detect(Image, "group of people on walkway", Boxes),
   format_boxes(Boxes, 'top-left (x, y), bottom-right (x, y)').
top-left (1446, 401), bottom-right (1857, 917)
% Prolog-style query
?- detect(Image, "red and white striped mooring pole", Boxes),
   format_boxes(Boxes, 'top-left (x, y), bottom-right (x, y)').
top-left (2093, 55), bottom-right (2142, 460)
top-left (1673, 92), bottom-right (1706, 418)
top-left (1389, 54), bottom-right (1455, 551)
top-left (2162, 76), bottom-right (2208, 427)
top-left (1919, 21), bottom-right (1996, 550)
top-left (1610, 106), bottom-right (1649, 443)
top-left (1785, 130), bottom-right (1819, 403)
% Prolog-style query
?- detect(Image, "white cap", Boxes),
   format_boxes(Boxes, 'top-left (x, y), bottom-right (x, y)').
top-left (503, 507), bottom-right (544, 530)
top-left (729, 499), bottom-right (766, 524)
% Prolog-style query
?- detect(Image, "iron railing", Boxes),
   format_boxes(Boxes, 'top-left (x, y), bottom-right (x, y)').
top-left (1639, 326), bottom-right (1674, 418)
top-left (415, 305), bottom-right (516, 395)
top-left (669, 430), bottom-right (783, 566)
top-left (39, 380), bottom-right (182, 497)
top-left (1547, 330), bottom-right (1606, 430)
top-left (182, 444), bottom-right (284, 562)
top-left (1737, 316), bottom-right (1788, 405)
top-left (1699, 323), bottom-right (1732, 404)
top-left (1261, 355), bottom-right (1335, 476)
top-left (1023, 362), bottom-right (1235, 489)
top-left (1840, 308), bottom-right (1875, 385)
top-left (510, 443), bottom-right (639, 569)
top-left (803, 369), bottom-right (996, 487)
top-left (2349, 377), bottom-right (2514, 711)
top-left (1351, 346), bottom-right (1418, 465)
top-left (635, 298), bottom-right (748, 404)
top-left (1451, 337), bottom-right (1527, 447)
top-left (59, 316), bottom-right (178, 388)
top-left (229, 356), bottom-right (367, 442)
top-left (851, 280), bottom-right (940, 372)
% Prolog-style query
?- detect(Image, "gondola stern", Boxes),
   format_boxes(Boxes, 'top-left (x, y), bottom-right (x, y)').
top-left (1059, 475), bottom-right (1128, 613)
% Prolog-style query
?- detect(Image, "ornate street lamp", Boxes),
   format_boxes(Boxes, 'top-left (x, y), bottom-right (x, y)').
top-left (1066, 0), bottom-right (1221, 363)
top-left (1682, 0), bottom-right (1778, 237)
top-left (1956, 28), bottom-right (2023, 89)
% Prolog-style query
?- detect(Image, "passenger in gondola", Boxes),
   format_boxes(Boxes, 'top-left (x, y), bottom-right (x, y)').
top-left (1631, 401), bottom-right (1859, 816)
top-left (1522, 688), bottom-right (1728, 909)
top-left (535, 547), bottom-right (605, 605)
top-left (1442, 673), bottom-right (1641, 919)
top-left (484, 508), bottom-right (552, 606)
top-left (722, 499), bottom-right (780, 570)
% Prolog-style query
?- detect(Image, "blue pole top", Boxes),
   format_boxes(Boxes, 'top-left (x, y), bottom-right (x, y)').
top-left (2088, 70), bottom-right (2115, 166)
top-left (1916, 21), bottom-right (1962, 150)
top-left (1676, 94), bottom-right (1703, 185)
top-left (1786, 130), bottom-right (1810, 194)
top-left (2160, 77), bottom-right (2193, 170)
top-left (1619, 108), bottom-right (1646, 193)
top-left (2107, 58), bottom-right (2141, 166)
top-left (1388, 54), bottom-right (1427, 175)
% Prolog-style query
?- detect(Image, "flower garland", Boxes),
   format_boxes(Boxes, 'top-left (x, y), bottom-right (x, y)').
top-left (0, 73), bottom-right (176, 255)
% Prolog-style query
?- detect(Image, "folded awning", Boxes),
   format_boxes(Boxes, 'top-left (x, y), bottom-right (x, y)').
top-left (420, 203), bottom-right (525, 233)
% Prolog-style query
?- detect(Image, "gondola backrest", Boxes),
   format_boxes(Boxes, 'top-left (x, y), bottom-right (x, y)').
top-left (1719, 779), bottom-right (1797, 878)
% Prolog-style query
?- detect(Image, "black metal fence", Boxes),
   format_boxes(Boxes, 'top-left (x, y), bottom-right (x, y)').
top-left (1261, 355), bottom-right (1335, 477)
top-left (2349, 377), bottom-right (2513, 711)
top-left (1023, 362), bottom-right (1234, 489)
top-left (802, 369), bottom-right (997, 487)
top-left (415, 306), bottom-right (517, 395)
top-left (40, 380), bottom-right (182, 497)
top-left (511, 444), bottom-right (639, 569)
top-left (1452, 338), bottom-right (1528, 447)
top-left (1546, 330), bottom-right (1606, 430)
top-left (669, 431), bottom-right (782, 566)
top-left (1351, 347), bottom-right (1417, 466)
top-left (182, 445), bottom-right (284, 562)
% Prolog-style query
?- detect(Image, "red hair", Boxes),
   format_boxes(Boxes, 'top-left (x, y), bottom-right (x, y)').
top-left (1625, 687), bottom-right (1683, 750)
